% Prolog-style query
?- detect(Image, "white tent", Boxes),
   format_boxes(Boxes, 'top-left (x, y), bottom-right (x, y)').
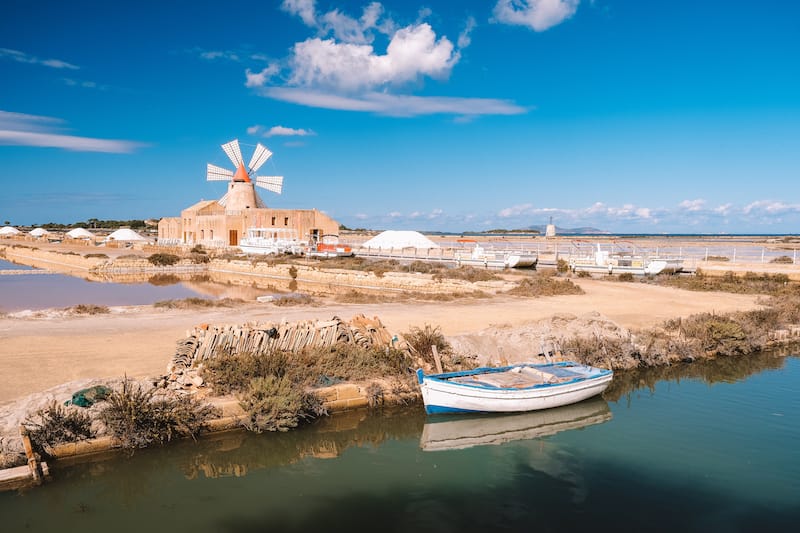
top-left (106, 228), bottom-right (147, 242)
top-left (66, 227), bottom-right (96, 239)
top-left (362, 230), bottom-right (439, 250)
top-left (0, 226), bottom-right (20, 236)
top-left (29, 227), bottom-right (49, 237)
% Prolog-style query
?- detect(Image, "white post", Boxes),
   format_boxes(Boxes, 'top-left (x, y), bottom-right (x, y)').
top-left (705, 248), bottom-right (708, 261)
top-left (761, 248), bottom-right (765, 263)
top-left (733, 248), bottom-right (736, 263)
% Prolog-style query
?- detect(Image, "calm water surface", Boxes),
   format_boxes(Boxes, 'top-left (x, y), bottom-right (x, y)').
top-left (2, 354), bottom-right (798, 532)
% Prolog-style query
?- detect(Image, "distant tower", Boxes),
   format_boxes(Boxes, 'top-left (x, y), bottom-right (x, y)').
top-left (206, 139), bottom-right (284, 212)
top-left (545, 216), bottom-right (556, 238)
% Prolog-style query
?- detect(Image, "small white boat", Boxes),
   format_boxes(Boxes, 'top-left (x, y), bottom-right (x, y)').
top-left (454, 242), bottom-right (538, 269)
top-left (420, 396), bottom-right (612, 451)
top-left (239, 228), bottom-right (304, 256)
top-left (416, 362), bottom-right (613, 415)
top-left (568, 241), bottom-right (683, 275)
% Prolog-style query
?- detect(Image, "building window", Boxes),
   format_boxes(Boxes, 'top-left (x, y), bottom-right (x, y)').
top-left (200, 230), bottom-right (204, 240)
top-left (284, 217), bottom-right (289, 226)
top-left (271, 216), bottom-right (276, 225)
top-left (210, 230), bottom-right (214, 240)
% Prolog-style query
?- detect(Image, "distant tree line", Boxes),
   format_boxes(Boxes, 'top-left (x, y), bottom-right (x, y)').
top-left (34, 219), bottom-right (150, 230)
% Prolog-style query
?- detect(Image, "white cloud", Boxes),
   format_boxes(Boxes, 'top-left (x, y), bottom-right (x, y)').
top-left (635, 207), bottom-right (651, 219)
top-left (428, 208), bottom-right (443, 219)
top-left (743, 200), bottom-right (799, 215)
top-left (248, 124), bottom-right (317, 137)
top-left (0, 48), bottom-right (79, 69)
top-left (281, 0), bottom-right (317, 27)
top-left (261, 87), bottom-right (526, 116)
top-left (251, 3), bottom-right (523, 117)
top-left (200, 50), bottom-right (240, 61)
top-left (713, 203), bottom-right (732, 215)
top-left (245, 64), bottom-right (280, 88)
top-left (389, 211), bottom-right (402, 218)
top-left (498, 203), bottom-right (534, 218)
top-left (679, 199), bottom-right (706, 212)
top-left (0, 110), bottom-right (145, 153)
top-left (287, 24), bottom-right (456, 92)
top-left (491, 0), bottom-right (580, 32)
top-left (355, 213), bottom-right (368, 220)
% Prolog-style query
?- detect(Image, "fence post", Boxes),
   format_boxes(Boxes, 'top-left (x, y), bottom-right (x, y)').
top-left (761, 248), bottom-right (765, 263)
top-left (733, 248), bottom-right (736, 263)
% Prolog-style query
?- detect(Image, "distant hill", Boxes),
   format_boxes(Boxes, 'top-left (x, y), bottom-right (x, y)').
top-left (527, 225), bottom-right (609, 235)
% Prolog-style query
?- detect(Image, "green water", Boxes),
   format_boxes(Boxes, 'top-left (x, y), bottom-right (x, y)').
top-left (2, 353), bottom-right (799, 532)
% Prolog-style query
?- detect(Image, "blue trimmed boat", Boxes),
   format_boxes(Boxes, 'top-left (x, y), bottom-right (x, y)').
top-left (416, 362), bottom-right (613, 415)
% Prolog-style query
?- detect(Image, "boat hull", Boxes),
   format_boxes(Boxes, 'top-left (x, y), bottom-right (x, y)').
top-left (417, 363), bottom-right (613, 414)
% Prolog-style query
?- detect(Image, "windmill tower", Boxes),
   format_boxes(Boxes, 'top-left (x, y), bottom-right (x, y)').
top-left (206, 139), bottom-right (284, 212)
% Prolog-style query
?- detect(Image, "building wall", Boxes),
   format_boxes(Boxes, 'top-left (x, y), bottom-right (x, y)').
top-left (158, 206), bottom-right (341, 247)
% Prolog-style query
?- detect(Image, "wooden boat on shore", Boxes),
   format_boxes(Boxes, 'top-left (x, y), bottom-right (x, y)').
top-left (420, 396), bottom-right (612, 451)
top-left (306, 234), bottom-right (353, 258)
top-left (416, 362), bottom-right (613, 414)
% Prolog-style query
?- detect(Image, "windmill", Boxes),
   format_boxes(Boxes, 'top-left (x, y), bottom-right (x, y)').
top-left (206, 139), bottom-right (284, 210)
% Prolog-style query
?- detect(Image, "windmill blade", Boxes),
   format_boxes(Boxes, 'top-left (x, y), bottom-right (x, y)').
top-left (218, 191), bottom-right (230, 207)
top-left (207, 163), bottom-right (234, 181)
top-left (248, 143), bottom-right (273, 174)
top-left (221, 139), bottom-right (244, 168)
top-left (255, 175), bottom-right (283, 194)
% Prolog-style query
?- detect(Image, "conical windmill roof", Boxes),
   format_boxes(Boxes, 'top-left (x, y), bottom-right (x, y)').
top-left (66, 227), bottom-right (96, 239)
top-left (29, 227), bottom-right (49, 237)
top-left (0, 226), bottom-right (20, 236)
top-left (106, 228), bottom-right (147, 241)
top-left (362, 231), bottom-right (439, 250)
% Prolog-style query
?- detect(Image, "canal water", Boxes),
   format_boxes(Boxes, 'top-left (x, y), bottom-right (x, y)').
top-left (1, 353), bottom-right (798, 532)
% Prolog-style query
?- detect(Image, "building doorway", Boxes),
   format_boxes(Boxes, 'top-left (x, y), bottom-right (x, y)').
top-left (229, 229), bottom-right (238, 246)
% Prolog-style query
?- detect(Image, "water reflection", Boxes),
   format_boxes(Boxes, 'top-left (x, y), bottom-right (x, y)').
top-left (420, 397), bottom-right (611, 452)
top-left (604, 349), bottom-right (793, 402)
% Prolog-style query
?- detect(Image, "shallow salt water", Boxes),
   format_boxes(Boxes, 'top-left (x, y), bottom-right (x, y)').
top-left (1, 353), bottom-right (798, 532)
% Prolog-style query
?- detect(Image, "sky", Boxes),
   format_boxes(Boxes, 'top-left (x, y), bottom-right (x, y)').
top-left (1, 0), bottom-right (799, 233)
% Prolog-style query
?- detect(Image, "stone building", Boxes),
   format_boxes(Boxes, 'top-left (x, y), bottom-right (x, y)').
top-left (158, 179), bottom-right (340, 247)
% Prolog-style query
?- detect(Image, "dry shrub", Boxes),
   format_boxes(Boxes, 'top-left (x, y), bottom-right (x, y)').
top-left (770, 255), bottom-right (793, 264)
top-left (84, 253), bottom-right (109, 259)
top-left (202, 350), bottom-right (290, 394)
top-left (706, 255), bottom-right (730, 261)
top-left (101, 379), bottom-right (217, 449)
top-left (153, 297), bottom-right (243, 309)
top-left (404, 324), bottom-right (451, 367)
top-left (272, 294), bottom-right (315, 306)
top-left (438, 266), bottom-right (500, 282)
top-left (148, 253), bottom-right (180, 266)
top-left (577, 270), bottom-right (591, 278)
top-left (24, 400), bottom-right (95, 458)
top-left (365, 382), bottom-right (385, 407)
top-left (618, 272), bottom-right (635, 282)
top-left (69, 304), bottom-right (110, 314)
top-left (335, 290), bottom-right (389, 304)
top-left (661, 271), bottom-right (791, 295)
top-left (677, 313), bottom-right (752, 356)
top-left (292, 344), bottom-right (414, 385)
top-left (507, 276), bottom-right (584, 297)
top-left (190, 252), bottom-right (210, 264)
top-left (556, 258), bottom-right (570, 273)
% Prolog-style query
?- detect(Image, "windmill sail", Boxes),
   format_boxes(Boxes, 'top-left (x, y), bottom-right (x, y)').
top-left (255, 176), bottom-right (283, 194)
top-left (207, 163), bottom-right (234, 181)
top-left (221, 139), bottom-right (244, 169)
top-left (248, 143), bottom-right (273, 174)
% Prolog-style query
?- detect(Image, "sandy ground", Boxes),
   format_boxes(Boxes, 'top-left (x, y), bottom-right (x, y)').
top-left (0, 278), bottom-right (762, 404)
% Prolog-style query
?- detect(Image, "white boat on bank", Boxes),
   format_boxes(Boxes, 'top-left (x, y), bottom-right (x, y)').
top-left (239, 228), bottom-right (304, 255)
top-left (454, 242), bottom-right (538, 269)
top-left (416, 361), bottom-right (613, 415)
top-left (568, 241), bottom-right (683, 275)
top-left (420, 396), bottom-right (612, 451)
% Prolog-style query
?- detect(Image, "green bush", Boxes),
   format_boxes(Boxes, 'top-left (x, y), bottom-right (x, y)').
top-left (239, 376), bottom-right (320, 433)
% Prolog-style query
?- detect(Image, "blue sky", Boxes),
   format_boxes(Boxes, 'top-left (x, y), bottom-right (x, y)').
top-left (1, 0), bottom-right (799, 233)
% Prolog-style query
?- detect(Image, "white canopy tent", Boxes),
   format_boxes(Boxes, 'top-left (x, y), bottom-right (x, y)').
top-left (66, 227), bottom-right (96, 239)
top-left (361, 230), bottom-right (439, 250)
top-left (106, 228), bottom-right (147, 242)
top-left (0, 226), bottom-right (20, 236)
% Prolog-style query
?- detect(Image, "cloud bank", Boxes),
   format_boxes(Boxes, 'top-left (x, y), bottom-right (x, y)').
top-left (0, 48), bottom-right (79, 69)
top-left (491, 0), bottom-right (580, 32)
top-left (0, 110), bottom-right (146, 153)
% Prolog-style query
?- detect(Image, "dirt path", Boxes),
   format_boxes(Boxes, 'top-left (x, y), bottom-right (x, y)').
top-left (0, 279), bottom-right (762, 404)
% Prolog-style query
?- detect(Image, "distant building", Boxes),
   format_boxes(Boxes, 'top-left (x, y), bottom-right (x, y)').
top-left (158, 168), bottom-right (339, 247)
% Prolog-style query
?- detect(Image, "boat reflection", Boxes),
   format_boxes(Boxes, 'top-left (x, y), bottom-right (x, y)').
top-left (420, 397), bottom-right (612, 452)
